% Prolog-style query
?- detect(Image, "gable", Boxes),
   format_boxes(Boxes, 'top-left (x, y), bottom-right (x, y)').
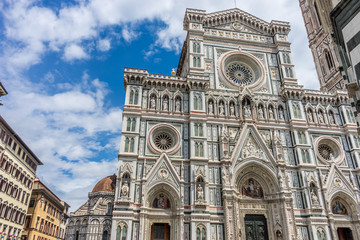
top-left (325, 164), bottom-right (356, 200)
top-left (231, 123), bottom-right (277, 169)
top-left (145, 153), bottom-right (181, 194)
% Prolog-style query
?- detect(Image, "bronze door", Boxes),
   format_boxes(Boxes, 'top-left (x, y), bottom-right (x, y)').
top-left (151, 223), bottom-right (170, 240)
top-left (337, 228), bottom-right (353, 240)
top-left (244, 215), bottom-right (269, 240)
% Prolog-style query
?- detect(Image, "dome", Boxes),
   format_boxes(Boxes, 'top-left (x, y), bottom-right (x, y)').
top-left (92, 174), bottom-right (116, 193)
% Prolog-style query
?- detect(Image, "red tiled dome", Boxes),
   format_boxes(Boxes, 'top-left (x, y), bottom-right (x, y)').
top-left (92, 174), bottom-right (116, 192)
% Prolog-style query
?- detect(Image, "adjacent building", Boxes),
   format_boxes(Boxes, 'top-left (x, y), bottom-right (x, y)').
top-left (0, 115), bottom-right (43, 239)
top-left (299, 0), bottom-right (345, 90)
top-left (22, 178), bottom-right (70, 240)
top-left (331, 0), bottom-right (360, 132)
top-left (65, 174), bottom-right (116, 240)
top-left (111, 7), bottom-right (360, 240)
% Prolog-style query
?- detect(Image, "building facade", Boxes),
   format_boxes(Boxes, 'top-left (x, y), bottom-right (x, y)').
top-left (0, 115), bottom-right (43, 239)
top-left (299, 0), bottom-right (345, 91)
top-left (65, 174), bottom-right (116, 240)
top-left (22, 178), bottom-right (69, 240)
top-left (111, 8), bottom-right (360, 240)
top-left (331, 0), bottom-right (360, 132)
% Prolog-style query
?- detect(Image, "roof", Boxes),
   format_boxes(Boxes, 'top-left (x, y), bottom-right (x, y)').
top-left (92, 174), bottom-right (116, 192)
top-left (0, 115), bottom-right (43, 165)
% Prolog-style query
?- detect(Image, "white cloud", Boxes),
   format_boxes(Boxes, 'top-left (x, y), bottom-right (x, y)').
top-left (63, 44), bottom-right (89, 61)
top-left (97, 38), bottom-right (111, 51)
top-left (121, 27), bottom-right (139, 43)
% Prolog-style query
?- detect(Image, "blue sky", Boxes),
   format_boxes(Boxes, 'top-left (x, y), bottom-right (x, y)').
top-left (0, 0), bottom-right (318, 211)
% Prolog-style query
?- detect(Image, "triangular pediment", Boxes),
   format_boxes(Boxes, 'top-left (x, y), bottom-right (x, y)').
top-left (145, 153), bottom-right (181, 194)
top-left (325, 164), bottom-right (356, 200)
top-left (231, 124), bottom-right (276, 169)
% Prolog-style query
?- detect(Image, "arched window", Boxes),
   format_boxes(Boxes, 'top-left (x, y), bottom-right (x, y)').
top-left (102, 230), bottom-right (108, 240)
top-left (317, 228), bottom-right (326, 240)
top-left (131, 119), bottom-right (136, 131)
top-left (194, 94), bottom-right (202, 110)
top-left (193, 57), bottom-right (197, 67)
top-left (130, 138), bottom-right (134, 152)
top-left (129, 90), bottom-right (134, 104)
top-left (301, 149), bottom-right (311, 163)
top-left (196, 225), bottom-right (206, 240)
top-left (194, 123), bottom-right (203, 136)
top-left (324, 50), bottom-right (334, 71)
top-left (75, 231), bottom-right (79, 240)
top-left (134, 90), bottom-right (138, 105)
top-left (107, 203), bottom-right (112, 215)
top-left (126, 118), bottom-right (131, 131)
top-left (195, 142), bottom-right (204, 157)
top-left (124, 138), bottom-right (129, 152)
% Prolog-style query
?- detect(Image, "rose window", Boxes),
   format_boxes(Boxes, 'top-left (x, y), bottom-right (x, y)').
top-left (225, 63), bottom-right (254, 86)
top-left (154, 133), bottom-right (173, 150)
top-left (220, 52), bottom-right (264, 89)
top-left (149, 124), bottom-right (181, 154)
top-left (318, 144), bottom-right (333, 160)
top-left (315, 137), bottom-right (343, 164)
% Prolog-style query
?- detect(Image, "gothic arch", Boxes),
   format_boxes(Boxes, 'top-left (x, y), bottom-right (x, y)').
top-left (328, 191), bottom-right (359, 216)
top-left (233, 160), bottom-right (279, 194)
top-left (145, 183), bottom-right (180, 210)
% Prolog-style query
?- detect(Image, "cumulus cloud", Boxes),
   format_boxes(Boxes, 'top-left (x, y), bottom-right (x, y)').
top-left (63, 44), bottom-right (89, 61)
top-left (97, 38), bottom-right (111, 51)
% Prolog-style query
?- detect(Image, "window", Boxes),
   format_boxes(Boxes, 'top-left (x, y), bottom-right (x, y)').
top-left (324, 50), bottom-right (334, 71)
top-left (107, 203), bottom-right (112, 215)
top-left (195, 142), bottom-right (204, 157)
top-left (196, 225), bottom-right (206, 240)
top-left (193, 57), bottom-right (201, 67)
top-left (124, 137), bottom-right (135, 153)
top-left (126, 118), bottom-right (136, 132)
top-left (116, 224), bottom-right (127, 240)
top-left (283, 53), bottom-right (290, 64)
top-left (301, 149), bottom-right (311, 164)
top-left (194, 123), bottom-right (203, 137)
top-left (193, 42), bottom-right (200, 53)
top-left (12, 142), bottom-right (17, 151)
top-left (194, 94), bottom-right (202, 110)
top-left (297, 131), bottom-right (307, 144)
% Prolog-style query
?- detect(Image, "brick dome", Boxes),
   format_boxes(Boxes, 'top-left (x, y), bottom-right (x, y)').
top-left (92, 174), bottom-right (116, 192)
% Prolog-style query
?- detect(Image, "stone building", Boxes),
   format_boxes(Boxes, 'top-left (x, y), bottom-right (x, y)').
top-left (22, 178), bottom-right (70, 240)
top-left (0, 115), bottom-right (43, 239)
top-left (111, 8), bottom-right (360, 240)
top-left (331, 0), bottom-right (360, 132)
top-left (299, 0), bottom-right (345, 91)
top-left (65, 174), bottom-right (116, 240)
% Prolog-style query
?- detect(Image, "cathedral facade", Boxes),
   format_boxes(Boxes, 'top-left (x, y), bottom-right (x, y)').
top-left (111, 8), bottom-right (360, 240)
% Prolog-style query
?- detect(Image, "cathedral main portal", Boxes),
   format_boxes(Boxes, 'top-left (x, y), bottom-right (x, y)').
top-left (151, 223), bottom-right (170, 240)
top-left (244, 215), bottom-right (269, 240)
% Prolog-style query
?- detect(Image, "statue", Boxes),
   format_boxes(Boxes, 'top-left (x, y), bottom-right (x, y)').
top-left (150, 96), bottom-right (156, 109)
top-left (258, 106), bottom-right (264, 119)
top-left (330, 113), bottom-right (336, 124)
top-left (175, 98), bottom-right (181, 112)
top-left (318, 112), bottom-right (324, 123)
top-left (230, 103), bottom-right (235, 116)
top-left (279, 108), bottom-right (284, 120)
top-left (197, 184), bottom-right (204, 200)
top-left (311, 189), bottom-right (319, 206)
top-left (269, 108), bottom-right (274, 119)
top-left (307, 110), bottom-right (314, 122)
top-left (121, 181), bottom-right (129, 197)
top-left (221, 125), bottom-right (230, 157)
top-left (219, 102), bottom-right (225, 115)
top-left (244, 104), bottom-right (251, 117)
top-left (163, 98), bottom-right (168, 111)
top-left (208, 101), bottom-right (214, 114)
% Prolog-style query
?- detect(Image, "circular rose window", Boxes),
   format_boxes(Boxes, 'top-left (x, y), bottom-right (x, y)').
top-left (148, 124), bottom-right (181, 154)
top-left (315, 137), bottom-right (343, 164)
top-left (219, 52), bottom-right (264, 89)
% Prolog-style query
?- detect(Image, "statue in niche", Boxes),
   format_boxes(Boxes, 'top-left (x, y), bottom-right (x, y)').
top-left (163, 97), bottom-right (169, 111)
top-left (318, 111), bottom-right (324, 123)
top-left (229, 103), bottom-right (235, 116)
top-left (121, 181), bottom-right (129, 197)
top-left (307, 110), bottom-right (314, 122)
top-left (153, 194), bottom-right (170, 209)
top-left (329, 112), bottom-right (336, 124)
top-left (219, 102), bottom-right (225, 115)
top-left (310, 189), bottom-right (319, 206)
top-left (269, 107), bottom-right (274, 119)
top-left (221, 125), bottom-right (230, 157)
top-left (278, 107), bottom-right (284, 120)
top-left (150, 96), bottom-right (156, 109)
top-left (175, 98), bottom-right (181, 112)
top-left (258, 106), bottom-right (264, 119)
top-left (208, 101), bottom-right (214, 114)
top-left (332, 200), bottom-right (347, 214)
top-left (197, 184), bottom-right (204, 200)
top-left (242, 178), bottom-right (263, 198)
top-left (244, 103), bottom-right (251, 117)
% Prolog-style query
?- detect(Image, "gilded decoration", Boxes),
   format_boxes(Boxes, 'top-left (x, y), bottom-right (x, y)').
top-left (242, 178), bottom-right (264, 199)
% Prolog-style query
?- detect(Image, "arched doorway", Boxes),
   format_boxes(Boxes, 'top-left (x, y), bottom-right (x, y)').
top-left (233, 162), bottom-right (285, 240)
top-left (151, 223), bottom-right (170, 240)
top-left (142, 184), bottom-right (181, 240)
